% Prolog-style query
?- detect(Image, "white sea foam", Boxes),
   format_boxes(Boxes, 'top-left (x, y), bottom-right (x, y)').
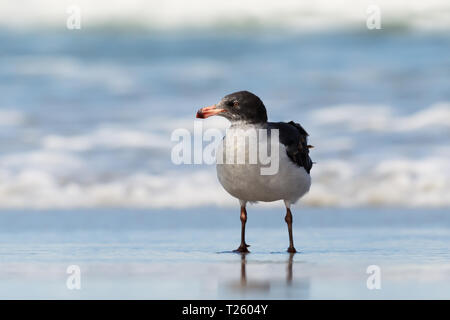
top-left (0, 102), bottom-right (449, 208)
top-left (42, 128), bottom-right (169, 151)
top-left (305, 157), bottom-right (450, 207)
top-left (8, 56), bottom-right (135, 93)
top-left (0, 169), bottom-right (235, 209)
top-left (0, 151), bottom-right (84, 174)
top-left (1, 0), bottom-right (449, 31)
top-left (396, 103), bottom-right (450, 131)
top-left (0, 156), bottom-right (449, 208)
top-left (310, 102), bottom-right (450, 132)
top-left (0, 109), bottom-right (25, 126)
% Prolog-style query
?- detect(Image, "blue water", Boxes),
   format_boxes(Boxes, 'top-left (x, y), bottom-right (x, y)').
top-left (0, 30), bottom-right (449, 208)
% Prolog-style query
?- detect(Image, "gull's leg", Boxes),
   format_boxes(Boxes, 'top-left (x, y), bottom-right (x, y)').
top-left (284, 200), bottom-right (297, 253)
top-left (234, 200), bottom-right (249, 253)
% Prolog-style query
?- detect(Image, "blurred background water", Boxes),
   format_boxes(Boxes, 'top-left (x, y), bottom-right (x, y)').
top-left (0, 0), bottom-right (449, 209)
top-left (0, 0), bottom-right (449, 299)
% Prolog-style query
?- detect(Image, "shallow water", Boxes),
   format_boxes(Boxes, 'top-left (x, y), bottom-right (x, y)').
top-left (0, 208), bottom-right (449, 299)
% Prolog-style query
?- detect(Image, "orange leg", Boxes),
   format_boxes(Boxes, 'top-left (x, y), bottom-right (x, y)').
top-left (234, 206), bottom-right (249, 253)
top-left (285, 208), bottom-right (297, 253)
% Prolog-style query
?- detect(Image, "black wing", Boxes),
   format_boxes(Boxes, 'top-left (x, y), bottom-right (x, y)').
top-left (267, 121), bottom-right (313, 173)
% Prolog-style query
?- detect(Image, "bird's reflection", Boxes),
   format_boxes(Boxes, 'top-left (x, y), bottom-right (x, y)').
top-left (227, 252), bottom-right (309, 298)
top-left (286, 252), bottom-right (294, 284)
top-left (235, 253), bottom-right (270, 291)
top-left (240, 253), bottom-right (247, 286)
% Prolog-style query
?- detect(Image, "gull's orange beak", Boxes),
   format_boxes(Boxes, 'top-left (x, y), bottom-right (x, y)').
top-left (196, 105), bottom-right (225, 119)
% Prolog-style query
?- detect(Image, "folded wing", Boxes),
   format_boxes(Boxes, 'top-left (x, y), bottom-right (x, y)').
top-left (267, 121), bottom-right (313, 174)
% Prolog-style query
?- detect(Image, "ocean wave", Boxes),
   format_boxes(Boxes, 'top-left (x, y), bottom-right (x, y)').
top-left (0, 169), bottom-right (235, 209)
top-left (0, 156), bottom-right (449, 208)
top-left (0, 110), bottom-right (25, 126)
top-left (0, 151), bottom-right (84, 174)
top-left (6, 56), bottom-right (135, 93)
top-left (0, 101), bottom-right (449, 208)
top-left (42, 128), bottom-right (170, 151)
top-left (1, 0), bottom-right (449, 32)
top-left (306, 157), bottom-right (450, 207)
top-left (310, 102), bottom-right (450, 132)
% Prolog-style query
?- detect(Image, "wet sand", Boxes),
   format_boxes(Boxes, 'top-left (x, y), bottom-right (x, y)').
top-left (0, 208), bottom-right (449, 299)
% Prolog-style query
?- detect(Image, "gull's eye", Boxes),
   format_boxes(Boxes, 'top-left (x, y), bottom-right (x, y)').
top-left (233, 100), bottom-right (239, 108)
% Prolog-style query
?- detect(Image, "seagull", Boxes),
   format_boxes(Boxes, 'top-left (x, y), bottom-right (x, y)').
top-left (196, 91), bottom-right (313, 253)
